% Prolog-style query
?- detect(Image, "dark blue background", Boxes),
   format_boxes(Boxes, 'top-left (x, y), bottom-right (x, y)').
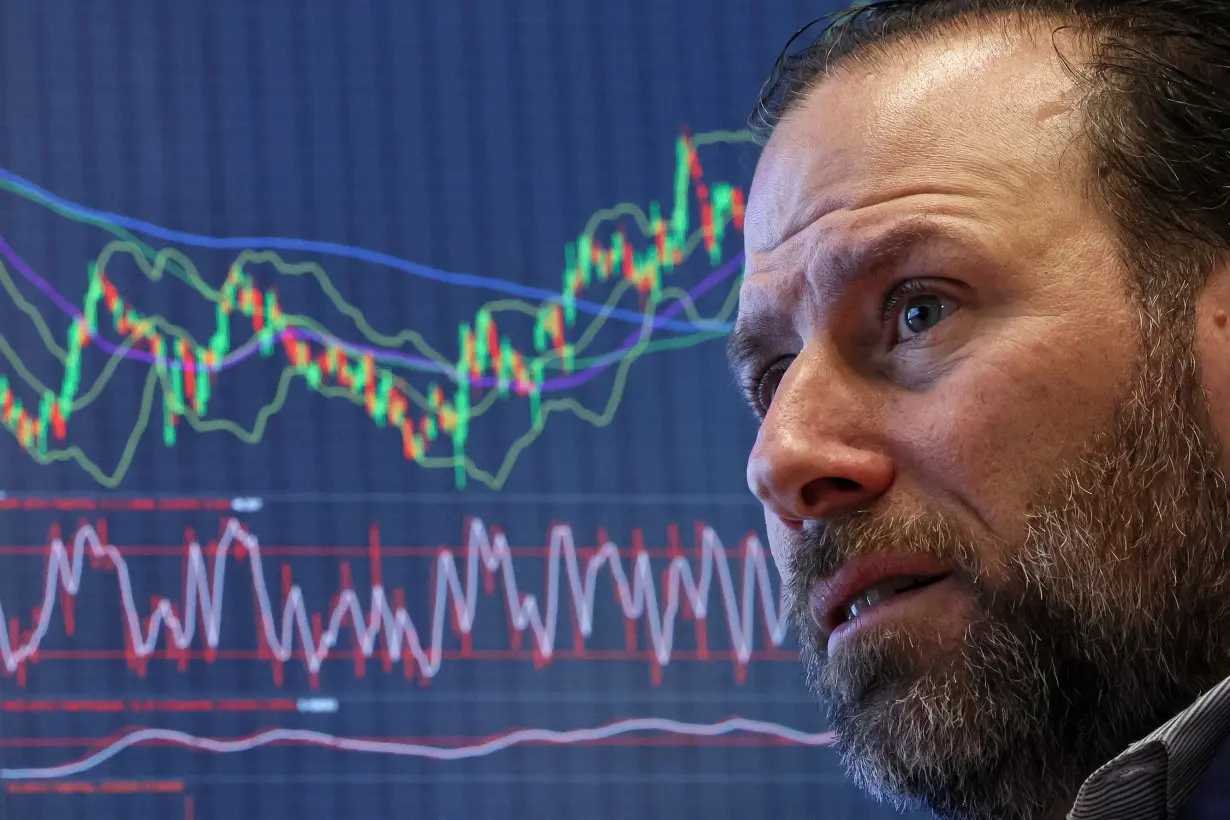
top-left (0, 1), bottom-right (928, 818)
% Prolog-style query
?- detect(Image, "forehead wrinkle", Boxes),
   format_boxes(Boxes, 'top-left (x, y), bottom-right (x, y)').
top-left (750, 193), bottom-right (848, 256)
top-left (758, 211), bottom-right (977, 309)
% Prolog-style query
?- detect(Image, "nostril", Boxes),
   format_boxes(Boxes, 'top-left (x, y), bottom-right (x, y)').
top-left (800, 476), bottom-right (864, 510)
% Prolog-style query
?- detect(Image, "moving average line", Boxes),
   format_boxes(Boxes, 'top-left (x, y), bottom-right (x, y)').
top-left (0, 718), bottom-right (836, 780)
top-left (0, 129), bottom-right (749, 488)
top-left (0, 231), bottom-right (742, 389)
top-left (0, 129), bottom-right (755, 329)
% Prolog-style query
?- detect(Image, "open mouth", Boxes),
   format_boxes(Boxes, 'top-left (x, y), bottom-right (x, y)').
top-left (835, 573), bottom-right (951, 625)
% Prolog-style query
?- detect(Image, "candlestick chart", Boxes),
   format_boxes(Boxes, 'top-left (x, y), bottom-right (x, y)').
top-left (0, 119), bottom-right (818, 807)
top-left (0, 0), bottom-right (917, 818)
top-left (0, 121), bottom-right (846, 817)
top-left (0, 127), bottom-right (745, 492)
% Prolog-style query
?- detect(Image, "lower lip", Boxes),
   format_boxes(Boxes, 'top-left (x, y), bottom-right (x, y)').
top-left (826, 575), bottom-right (957, 656)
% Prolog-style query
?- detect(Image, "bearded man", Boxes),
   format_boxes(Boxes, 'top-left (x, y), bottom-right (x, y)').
top-left (730, 1), bottom-right (1230, 817)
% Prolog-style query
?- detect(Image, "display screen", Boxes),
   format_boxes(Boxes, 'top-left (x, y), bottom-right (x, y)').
top-left (0, 2), bottom-right (926, 817)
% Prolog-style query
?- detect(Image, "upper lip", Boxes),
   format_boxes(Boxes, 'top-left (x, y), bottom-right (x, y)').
top-left (809, 553), bottom-right (954, 637)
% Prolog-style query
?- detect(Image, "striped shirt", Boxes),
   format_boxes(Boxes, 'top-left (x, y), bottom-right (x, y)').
top-left (1068, 674), bottom-right (1230, 819)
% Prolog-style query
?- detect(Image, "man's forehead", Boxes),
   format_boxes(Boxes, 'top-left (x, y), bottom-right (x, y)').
top-left (744, 136), bottom-right (853, 255)
top-left (744, 24), bottom-right (1084, 257)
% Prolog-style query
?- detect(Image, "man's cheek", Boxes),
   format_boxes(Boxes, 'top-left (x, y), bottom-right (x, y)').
top-left (885, 360), bottom-right (1075, 545)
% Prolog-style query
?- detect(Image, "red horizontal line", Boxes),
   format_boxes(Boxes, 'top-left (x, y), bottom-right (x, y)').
top-left (0, 499), bottom-right (229, 511)
top-left (0, 545), bottom-right (728, 558)
top-left (5, 780), bottom-right (185, 794)
top-left (0, 736), bottom-right (797, 749)
top-left (1, 699), bottom-right (298, 713)
top-left (12, 649), bottom-right (795, 662)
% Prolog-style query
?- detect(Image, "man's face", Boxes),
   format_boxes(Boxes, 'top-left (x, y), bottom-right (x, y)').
top-left (735, 26), bottom-right (1230, 820)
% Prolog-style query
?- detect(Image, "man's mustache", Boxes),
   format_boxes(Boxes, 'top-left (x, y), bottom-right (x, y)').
top-left (781, 511), bottom-right (987, 626)
top-left (784, 521), bottom-right (845, 589)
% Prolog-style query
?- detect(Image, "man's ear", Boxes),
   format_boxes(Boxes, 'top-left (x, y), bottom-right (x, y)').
top-left (1194, 255), bottom-right (1230, 471)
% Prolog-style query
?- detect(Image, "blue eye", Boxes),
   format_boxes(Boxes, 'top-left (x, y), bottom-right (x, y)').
top-left (901, 294), bottom-right (946, 336)
top-left (883, 281), bottom-right (957, 344)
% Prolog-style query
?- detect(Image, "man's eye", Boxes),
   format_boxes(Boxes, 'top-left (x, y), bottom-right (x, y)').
top-left (754, 357), bottom-right (794, 416)
top-left (883, 281), bottom-right (958, 344)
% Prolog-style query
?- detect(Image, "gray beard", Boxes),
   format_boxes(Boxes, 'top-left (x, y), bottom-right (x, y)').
top-left (785, 320), bottom-right (1230, 819)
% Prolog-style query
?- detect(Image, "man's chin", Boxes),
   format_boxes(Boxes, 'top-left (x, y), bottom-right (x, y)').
top-left (811, 623), bottom-right (951, 708)
top-left (822, 650), bottom-right (981, 768)
top-left (806, 617), bottom-right (1072, 820)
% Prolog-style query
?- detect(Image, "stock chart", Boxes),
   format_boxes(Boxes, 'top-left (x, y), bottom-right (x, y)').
top-left (0, 1), bottom-right (926, 818)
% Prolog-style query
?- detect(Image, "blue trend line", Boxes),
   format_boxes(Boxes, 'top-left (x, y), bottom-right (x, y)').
top-left (0, 226), bottom-right (740, 395)
top-left (0, 166), bottom-right (734, 335)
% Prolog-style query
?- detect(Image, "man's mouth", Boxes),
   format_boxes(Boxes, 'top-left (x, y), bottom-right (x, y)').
top-left (810, 554), bottom-right (956, 637)
top-left (835, 574), bottom-right (950, 624)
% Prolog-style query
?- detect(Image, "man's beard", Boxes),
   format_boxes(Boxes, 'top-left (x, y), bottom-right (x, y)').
top-left (785, 313), bottom-right (1230, 820)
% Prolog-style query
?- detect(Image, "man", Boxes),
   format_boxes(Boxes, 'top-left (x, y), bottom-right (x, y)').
top-left (729, 1), bottom-right (1230, 818)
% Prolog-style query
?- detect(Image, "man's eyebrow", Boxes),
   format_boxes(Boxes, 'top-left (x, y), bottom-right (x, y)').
top-left (821, 221), bottom-right (943, 290)
top-left (726, 313), bottom-right (778, 380)
top-left (727, 220), bottom-right (962, 378)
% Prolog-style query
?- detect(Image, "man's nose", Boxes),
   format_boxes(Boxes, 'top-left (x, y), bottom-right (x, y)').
top-left (745, 361), bottom-right (893, 524)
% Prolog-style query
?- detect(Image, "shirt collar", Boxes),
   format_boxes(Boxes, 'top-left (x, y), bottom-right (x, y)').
top-left (1069, 673), bottom-right (1230, 819)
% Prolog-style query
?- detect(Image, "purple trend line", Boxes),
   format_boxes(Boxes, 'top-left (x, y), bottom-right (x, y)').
top-left (0, 229), bottom-right (742, 394)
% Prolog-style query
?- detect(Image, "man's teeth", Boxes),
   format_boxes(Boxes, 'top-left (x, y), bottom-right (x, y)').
top-left (842, 575), bottom-right (938, 622)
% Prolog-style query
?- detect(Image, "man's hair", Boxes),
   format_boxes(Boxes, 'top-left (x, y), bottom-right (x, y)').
top-left (751, 0), bottom-right (1230, 317)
